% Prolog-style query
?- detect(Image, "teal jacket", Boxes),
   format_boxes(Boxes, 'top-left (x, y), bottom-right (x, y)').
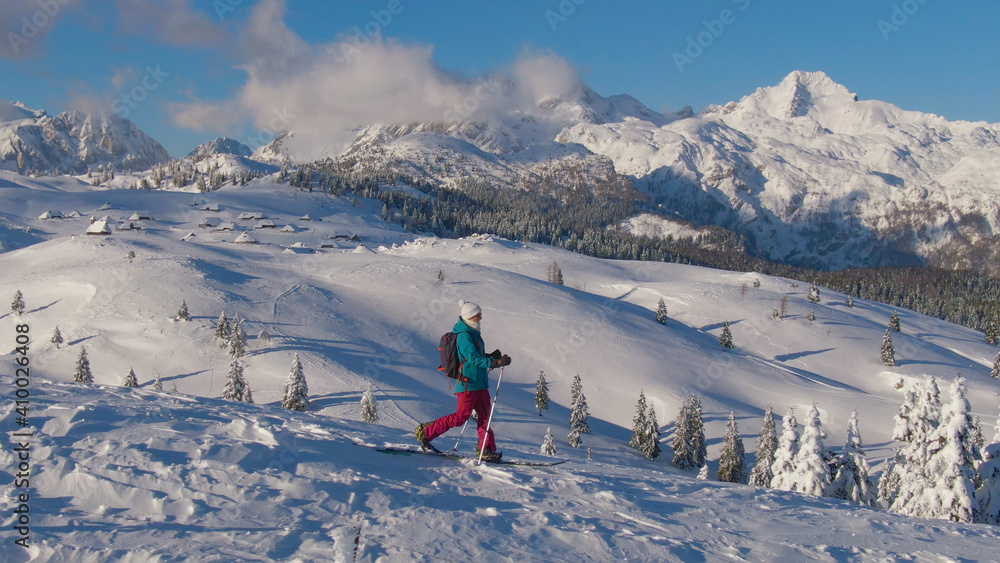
top-left (454, 318), bottom-right (493, 393)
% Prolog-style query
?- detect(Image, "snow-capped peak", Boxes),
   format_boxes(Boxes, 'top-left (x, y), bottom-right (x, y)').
top-left (187, 137), bottom-right (253, 160)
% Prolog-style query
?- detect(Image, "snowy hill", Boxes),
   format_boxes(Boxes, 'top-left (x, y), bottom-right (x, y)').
top-left (0, 101), bottom-right (171, 175)
top-left (2, 171), bottom-right (1000, 559)
top-left (186, 137), bottom-right (253, 160)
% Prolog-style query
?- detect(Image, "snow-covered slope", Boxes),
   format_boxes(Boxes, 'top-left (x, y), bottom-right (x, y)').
top-left (2, 171), bottom-right (1000, 559)
top-left (186, 137), bottom-right (253, 160)
top-left (0, 101), bottom-right (171, 175)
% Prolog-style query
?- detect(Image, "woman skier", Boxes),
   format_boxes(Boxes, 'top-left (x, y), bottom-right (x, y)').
top-left (416, 300), bottom-right (511, 462)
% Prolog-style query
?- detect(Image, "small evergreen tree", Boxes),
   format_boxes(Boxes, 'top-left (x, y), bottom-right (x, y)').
top-left (223, 360), bottom-right (248, 402)
top-left (535, 370), bottom-right (549, 415)
top-left (282, 353), bottom-right (309, 412)
top-left (437, 270), bottom-right (445, 284)
top-left (175, 300), bottom-right (189, 321)
top-left (671, 398), bottom-right (694, 469)
top-left (258, 329), bottom-right (271, 345)
top-left (779, 295), bottom-right (788, 319)
top-left (569, 374), bottom-right (590, 433)
top-left (11, 290), bottom-right (25, 316)
top-left (689, 395), bottom-right (707, 467)
top-left (986, 321), bottom-right (999, 345)
top-left (567, 426), bottom-right (582, 448)
top-left (889, 311), bottom-right (901, 332)
top-left (242, 384), bottom-right (254, 404)
top-left (977, 408), bottom-right (1000, 525)
top-left (641, 404), bottom-right (661, 461)
top-left (807, 309), bottom-right (816, 323)
top-left (360, 382), bottom-right (378, 422)
top-left (973, 416), bottom-right (986, 463)
top-left (228, 314), bottom-right (247, 359)
top-left (749, 405), bottom-right (778, 488)
top-left (846, 295), bottom-right (854, 308)
top-left (629, 390), bottom-right (648, 449)
top-left (753, 278), bottom-right (761, 288)
top-left (655, 299), bottom-right (668, 325)
top-left (790, 404), bottom-right (831, 497)
top-left (541, 427), bottom-right (558, 456)
top-left (548, 261), bottom-right (564, 285)
top-left (771, 308), bottom-right (780, 320)
top-left (807, 284), bottom-right (820, 303)
top-left (831, 410), bottom-right (875, 506)
top-left (50, 326), bottom-right (64, 349)
top-left (215, 312), bottom-right (231, 346)
top-left (153, 374), bottom-right (163, 391)
top-left (881, 329), bottom-right (896, 367)
top-left (991, 351), bottom-right (1000, 380)
top-left (718, 411), bottom-right (747, 484)
top-left (720, 321), bottom-right (734, 349)
top-left (770, 409), bottom-right (800, 492)
top-left (74, 346), bottom-right (94, 384)
top-left (697, 464), bottom-right (710, 480)
top-left (122, 367), bottom-right (138, 388)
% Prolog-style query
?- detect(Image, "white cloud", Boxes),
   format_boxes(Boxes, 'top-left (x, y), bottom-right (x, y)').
top-left (0, 0), bottom-right (87, 60)
top-left (166, 0), bottom-right (587, 157)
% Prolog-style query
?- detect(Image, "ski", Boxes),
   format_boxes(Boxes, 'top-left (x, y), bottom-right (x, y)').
top-left (374, 446), bottom-right (567, 467)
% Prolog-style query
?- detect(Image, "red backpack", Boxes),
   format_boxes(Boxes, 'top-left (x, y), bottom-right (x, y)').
top-left (438, 332), bottom-right (469, 383)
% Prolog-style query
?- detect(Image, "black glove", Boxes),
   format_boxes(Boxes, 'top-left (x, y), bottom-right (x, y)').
top-left (490, 354), bottom-right (511, 369)
top-left (489, 349), bottom-right (502, 359)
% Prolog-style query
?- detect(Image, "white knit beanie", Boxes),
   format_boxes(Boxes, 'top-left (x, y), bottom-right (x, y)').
top-left (459, 300), bottom-right (482, 320)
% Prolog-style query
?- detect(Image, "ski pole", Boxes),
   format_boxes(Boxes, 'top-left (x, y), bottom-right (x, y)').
top-left (452, 420), bottom-right (470, 452)
top-left (477, 366), bottom-right (504, 466)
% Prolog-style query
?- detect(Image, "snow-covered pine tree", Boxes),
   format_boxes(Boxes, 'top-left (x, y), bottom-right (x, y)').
top-left (74, 346), bottom-right (93, 384)
top-left (889, 311), bottom-right (901, 332)
top-left (749, 404), bottom-right (778, 488)
top-left (282, 353), bottom-right (309, 412)
top-left (790, 404), bottom-right (831, 497)
top-left (807, 284), bottom-right (820, 303)
top-left (177, 300), bottom-right (190, 321)
top-left (807, 310), bottom-right (816, 323)
top-left (846, 295), bottom-right (854, 308)
top-left (689, 395), bottom-right (708, 467)
top-left (541, 427), bottom-right (558, 456)
top-left (11, 290), bottom-right (25, 316)
top-left (222, 360), bottom-right (248, 402)
top-left (215, 312), bottom-right (231, 346)
top-left (122, 367), bottom-right (138, 388)
top-left (153, 374), bottom-right (163, 391)
top-left (258, 329), bottom-right (271, 345)
top-left (697, 464), bottom-right (710, 480)
top-left (973, 416), bottom-right (986, 463)
top-left (770, 409), bottom-right (801, 492)
top-left (992, 351), bottom-right (1000, 380)
top-left (985, 321), bottom-right (999, 345)
top-left (656, 298), bottom-right (668, 325)
top-left (889, 378), bottom-right (943, 515)
top-left (718, 411), bottom-right (747, 484)
top-left (642, 404), bottom-right (661, 461)
top-left (629, 390), bottom-right (648, 449)
top-left (359, 382), bottom-right (379, 423)
top-left (881, 329), bottom-right (896, 366)
top-left (535, 370), bottom-right (549, 415)
top-left (915, 375), bottom-right (978, 522)
top-left (437, 270), bottom-right (445, 284)
top-left (228, 314), bottom-right (247, 359)
top-left (831, 410), bottom-right (875, 506)
top-left (720, 321), bottom-right (734, 349)
top-left (568, 374), bottom-right (590, 433)
top-left (753, 278), bottom-right (761, 288)
top-left (242, 384), bottom-right (254, 404)
top-left (878, 389), bottom-right (917, 508)
top-left (50, 326), bottom-right (64, 349)
top-left (671, 398), bottom-right (694, 469)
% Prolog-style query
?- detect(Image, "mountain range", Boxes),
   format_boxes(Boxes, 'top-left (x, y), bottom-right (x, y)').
top-left (4, 71), bottom-right (1000, 274)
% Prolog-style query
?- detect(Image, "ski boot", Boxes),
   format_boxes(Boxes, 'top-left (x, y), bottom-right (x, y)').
top-left (415, 423), bottom-right (437, 452)
top-left (476, 447), bottom-right (503, 463)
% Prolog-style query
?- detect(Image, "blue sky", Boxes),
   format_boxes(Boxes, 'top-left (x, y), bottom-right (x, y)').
top-left (2, 0), bottom-right (997, 157)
